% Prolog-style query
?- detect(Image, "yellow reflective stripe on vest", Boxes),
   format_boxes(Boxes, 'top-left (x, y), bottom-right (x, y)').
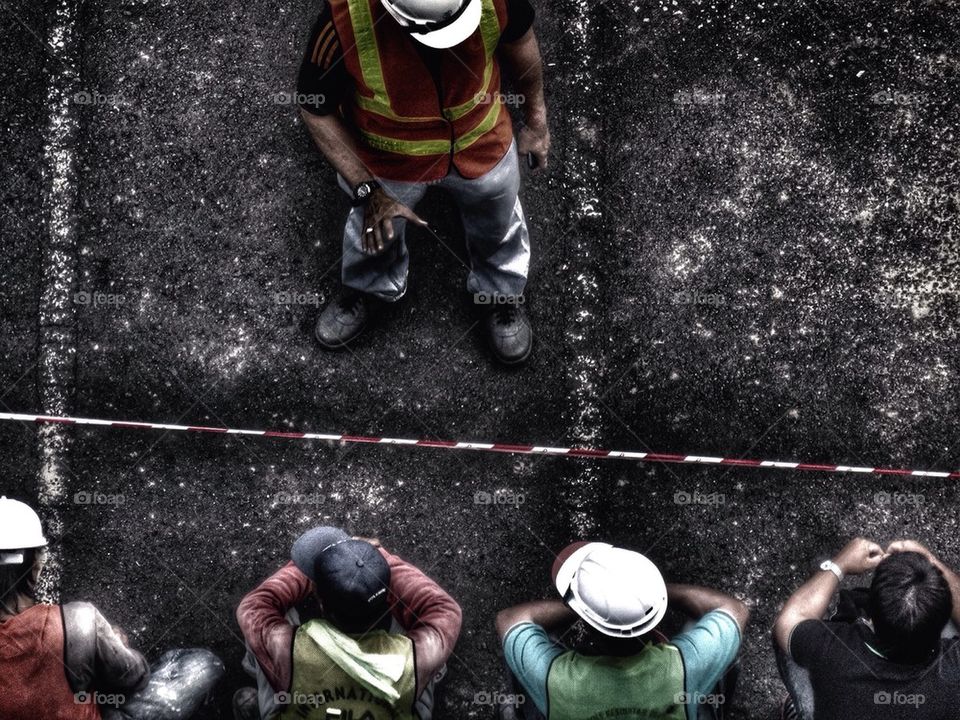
top-left (347, 0), bottom-right (451, 122)
top-left (453, 99), bottom-right (502, 151)
top-left (347, 0), bottom-right (393, 116)
top-left (358, 130), bottom-right (453, 156)
top-left (347, 0), bottom-right (500, 124)
top-left (441, 0), bottom-right (499, 121)
top-left (359, 100), bottom-right (501, 156)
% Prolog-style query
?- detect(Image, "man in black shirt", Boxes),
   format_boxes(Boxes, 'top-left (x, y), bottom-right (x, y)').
top-left (773, 537), bottom-right (960, 720)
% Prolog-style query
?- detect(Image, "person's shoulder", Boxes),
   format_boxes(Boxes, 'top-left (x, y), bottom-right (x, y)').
top-left (798, 617), bottom-right (858, 635)
top-left (795, 618), bottom-right (865, 655)
top-left (62, 601), bottom-right (100, 623)
top-left (60, 601), bottom-right (107, 652)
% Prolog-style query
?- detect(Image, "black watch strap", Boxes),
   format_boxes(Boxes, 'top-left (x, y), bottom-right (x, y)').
top-left (351, 180), bottom-right (381, 206)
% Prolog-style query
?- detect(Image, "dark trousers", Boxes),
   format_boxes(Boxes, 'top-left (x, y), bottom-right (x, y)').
top-left (102, 648), bottom-right (224, 720)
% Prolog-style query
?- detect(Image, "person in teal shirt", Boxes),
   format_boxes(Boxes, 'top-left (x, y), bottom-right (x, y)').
top-left (495, 541), bottom-right (749, 720)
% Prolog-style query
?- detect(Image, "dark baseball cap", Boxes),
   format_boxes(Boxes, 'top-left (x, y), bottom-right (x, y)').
top-left (291, 526), bottom-right (391, 634)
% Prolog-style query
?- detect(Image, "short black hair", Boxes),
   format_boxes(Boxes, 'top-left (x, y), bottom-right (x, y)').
top-left (0, 548), bottom-right (41, 613)
top-left (869, 551), bottom-right (952, 663)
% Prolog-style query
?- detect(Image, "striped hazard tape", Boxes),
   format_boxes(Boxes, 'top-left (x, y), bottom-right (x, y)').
top-left (0, 412), bottom-right (956, 479)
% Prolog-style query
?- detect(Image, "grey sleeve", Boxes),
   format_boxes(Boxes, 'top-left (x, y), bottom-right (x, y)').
top-left (62, 601), bottom-right (150, 693)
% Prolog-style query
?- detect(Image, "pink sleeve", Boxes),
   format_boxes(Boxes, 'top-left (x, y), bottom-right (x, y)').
top-left (380, 547), bottom-right (463, 695)
top-left (236, 562), bottom-right (313, 693)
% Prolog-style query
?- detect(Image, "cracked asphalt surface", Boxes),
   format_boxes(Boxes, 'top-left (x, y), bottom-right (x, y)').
top-left (1, 0), bottom-right (958, 717)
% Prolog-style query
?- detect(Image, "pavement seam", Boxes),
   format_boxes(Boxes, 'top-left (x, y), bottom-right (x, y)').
top-left (557, 0), bottom-right (606, 537)
top-left (36, 0), bottom-right (83, 604)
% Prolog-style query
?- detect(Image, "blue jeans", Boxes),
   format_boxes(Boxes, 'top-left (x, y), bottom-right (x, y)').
top-left (339, 141), bottom-right (530, 301)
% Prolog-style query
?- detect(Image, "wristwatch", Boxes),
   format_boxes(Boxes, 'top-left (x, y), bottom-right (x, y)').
top-left (351, 180), bottom-right (381, 206)
top-left (820, 559), bottom-right (844, 582)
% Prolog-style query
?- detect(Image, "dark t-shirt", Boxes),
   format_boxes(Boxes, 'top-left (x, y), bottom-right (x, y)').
top-left (791, 619), bottom-right (960, 720)
top-left (297, 0), bottom-right (536, 115)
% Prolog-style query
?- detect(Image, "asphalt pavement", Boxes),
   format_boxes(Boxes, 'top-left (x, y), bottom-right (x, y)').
top-left (1, 0), bottom-right (958, 717)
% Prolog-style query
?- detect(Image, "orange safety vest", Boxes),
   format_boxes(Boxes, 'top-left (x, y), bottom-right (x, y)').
top-left (0, 604), bottom-right (101, 720)
top-left (329, 0), bottom-right (515, 182)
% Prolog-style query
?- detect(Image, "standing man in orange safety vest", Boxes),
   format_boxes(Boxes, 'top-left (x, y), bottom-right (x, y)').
top-left (299, 0), bottom-right (549, 365)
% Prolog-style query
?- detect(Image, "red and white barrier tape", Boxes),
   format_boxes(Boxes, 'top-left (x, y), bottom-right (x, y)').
top-left (1, 412), bottom-right (957, 479)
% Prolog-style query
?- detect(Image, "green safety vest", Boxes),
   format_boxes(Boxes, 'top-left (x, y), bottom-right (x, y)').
top-left (278, 619), bottom-right (417, 720)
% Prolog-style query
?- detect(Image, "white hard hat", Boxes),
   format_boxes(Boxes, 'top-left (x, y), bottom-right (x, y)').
top-left (381, 0), bottom-right (482, 49)
top-left (0, 497), bottom-right (48, 565)
top-left (552, 541), bottom-right (668, 638)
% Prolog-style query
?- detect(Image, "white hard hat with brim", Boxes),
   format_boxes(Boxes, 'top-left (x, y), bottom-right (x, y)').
top-left (382, 0), bottom-right (483, 49)
top-left (0, 497), bottom-right (48, 565)
top-left (553, 541), bottom-right (668, 638)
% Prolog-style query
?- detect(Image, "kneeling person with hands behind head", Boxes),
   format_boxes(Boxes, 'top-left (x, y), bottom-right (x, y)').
top-left (235, 526), bottom-right (462, 719)
top-left (773, 537), bottom-right (960, 720)
top-left (495, 540), bottom-right (749, 720)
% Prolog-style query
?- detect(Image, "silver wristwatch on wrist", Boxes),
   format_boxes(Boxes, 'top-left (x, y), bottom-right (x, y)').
top-left (820, 559), bottom-right (844, 582)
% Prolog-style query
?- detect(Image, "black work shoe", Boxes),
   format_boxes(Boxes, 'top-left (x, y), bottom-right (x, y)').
top-left (483, 304), bottom-right (533, 366)
top-left (232, 687), bottom-right (259, 720)
top-left (315, 289), bottom-right (374, 349)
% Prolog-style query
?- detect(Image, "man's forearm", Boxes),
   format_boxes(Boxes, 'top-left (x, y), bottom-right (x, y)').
top-left (299, 109), bottom-right (374, 187)
top-left (773, 570), bottom-right (837, 651)
top-left (495, 599), bottom-right (577, 639)
top-left (236, 562), bottom-right (312, 692)
top-left (667, 583), bottom-right (749, 629)
top-left (779, 572), bottom-right (837, 625)
top-left (499, 30), bottom-right (547, 127)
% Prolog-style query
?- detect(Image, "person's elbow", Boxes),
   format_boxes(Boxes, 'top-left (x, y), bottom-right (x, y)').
top-left (494, 609), bottom-right (513, 640)
top-left (495, 606), bottom-right (527, 640)
top-left (772, 610), bottom-right (797, 653)
top-left (726, 597), bottom-right (751, 632)
top-left (445, 595), bottom-right (464, 640)
top-left (235, 591), bottom-right (256, 639)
